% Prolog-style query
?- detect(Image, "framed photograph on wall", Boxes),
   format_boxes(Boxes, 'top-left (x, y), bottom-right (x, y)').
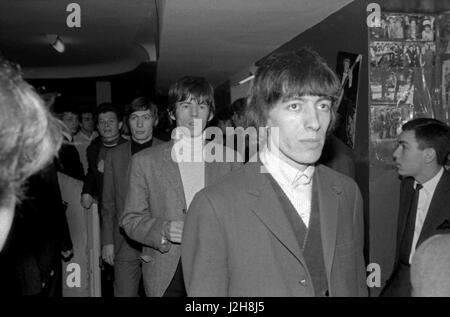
top-left (334, 51), bottom-right (362, 149)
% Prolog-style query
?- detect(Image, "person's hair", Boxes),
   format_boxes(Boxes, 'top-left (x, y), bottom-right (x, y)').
top-left (55, 105), bottom-right (78, 119)
top-left (125, 96), bottom-right (158, 119)
top-left (402, 118), bottom-right (450, 166)
top-left (411, 234), bottom-right (450, 296)
top-left (95, 102), bottom-right (123, 122)
top-left (167, 76), bottom-right (215, 116)
top-left (78, 105), bottom-right (94, 118)
top-left (215, 105), bottom-right (233, 122)
top-left (0, 60), bottom-right (63, 205)
top-left (246, 48), bottom-right (340, 131)
top-left (231, 97), bottom-right (247, 117)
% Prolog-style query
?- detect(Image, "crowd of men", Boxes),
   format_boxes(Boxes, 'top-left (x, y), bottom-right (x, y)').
top-left (1, 47), bottom-right (450, 297)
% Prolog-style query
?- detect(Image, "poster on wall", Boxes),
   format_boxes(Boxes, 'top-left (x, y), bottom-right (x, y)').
top-left (442, 60), bottom-right (450, 110)
top-left (369, 41), bottom-right (436, 68)
top-left (370, 68), bottom-right (415, 105)
top-left (369, 13), bottom-right (435, 42)
top-left (334, 51), bottom-right (362, 149)
top-left (439, 14), bottom-right (450, 54)
top-left (369, 104), bottom-right (414, 164)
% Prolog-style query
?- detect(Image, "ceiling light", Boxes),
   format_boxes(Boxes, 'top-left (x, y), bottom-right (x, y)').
top-left (238, 74), bottom-right (255, 85)
top-left (47, 34), bottom-right (65, 53)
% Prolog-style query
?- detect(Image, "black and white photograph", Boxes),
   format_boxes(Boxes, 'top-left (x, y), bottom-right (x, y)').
top-left (370, 41), bottom-right (405, 68)
top-left (370, 41), bottom-right (436, 68)
top-left (2, 0), bottom-right (450, 303)
top-left (370, 105), bottom-right (413, 141)
top-left (370, 13), bottom-right (436, 41)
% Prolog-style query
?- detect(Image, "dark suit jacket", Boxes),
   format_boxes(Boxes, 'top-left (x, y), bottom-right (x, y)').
top-left (121, 141), bottom-right (241, 296)
top-left (101, 138), bottom-right (164, 260)
top-left (82, 136), bottom-right (127, 203)
top-left (0, 163), bottom-right (72, 296)
top-left (57, 139), bottom-right (85, 181)
top-left (182, 161), bottom-right (368, 297)
top-left (384, 170), bottom-right (450, 296)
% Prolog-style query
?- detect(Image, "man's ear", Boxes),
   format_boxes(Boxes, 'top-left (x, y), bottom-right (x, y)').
top-left (168, 109), bottom-right (176, 122)
top-left (118, 121), bottom-right (123, 131)
top-left (208, 111), bottom-right (214, 122)
top-left (423, 147), bottom-right (436, 164)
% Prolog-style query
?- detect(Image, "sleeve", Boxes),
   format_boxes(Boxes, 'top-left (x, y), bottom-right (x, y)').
top-left (101, 151), bottom-right (115, 246)
top-left (120, 155), bottom-right (170, 253)
top-left (352, 181), bottom-right (368, 297)
top-left (82, 144), bottom-right (98, 197)
top-left (182, 191), bottom-right (228, 296)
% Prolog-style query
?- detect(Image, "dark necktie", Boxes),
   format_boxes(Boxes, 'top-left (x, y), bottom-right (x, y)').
top-left (399, 183), bottom-right (423, 265)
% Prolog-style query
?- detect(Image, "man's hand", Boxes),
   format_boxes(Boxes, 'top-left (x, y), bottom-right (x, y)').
top-left (102, 244), bottom-right (114, 266)
top-left (163, 220), bottom-right (184, 244)
top-left (81, 193), bottom-right (94, 209)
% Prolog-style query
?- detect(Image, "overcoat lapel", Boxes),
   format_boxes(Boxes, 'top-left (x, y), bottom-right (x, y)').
top-left (161, 142), bottom-right (187, 209)
top-left (246, 162), bottom-right (307, 267)
top-left (315, 166), bottom-right (340, 288)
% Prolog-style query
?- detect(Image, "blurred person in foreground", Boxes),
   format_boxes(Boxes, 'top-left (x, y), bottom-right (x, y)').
top-left (0, 60), bottom-right (73, 297)
top-left (411, 234), bottom-right (450, 297)
top-left (0, 60), bottom-right (62, 251)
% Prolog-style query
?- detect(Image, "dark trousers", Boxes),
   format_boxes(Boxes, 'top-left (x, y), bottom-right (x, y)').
top-left (163, 260), bottom-right (186, 297)
top-left (381, 263), bottom-right (411, 297)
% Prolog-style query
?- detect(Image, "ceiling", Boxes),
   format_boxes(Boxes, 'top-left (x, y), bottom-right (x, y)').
top-left (0, 0), bottom-right (354, 94)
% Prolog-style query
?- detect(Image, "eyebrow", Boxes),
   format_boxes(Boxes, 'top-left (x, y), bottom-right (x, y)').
top-left (285, 96), bottom-right (332, 102)
top-left (130, 112), bottom-right (151, 116)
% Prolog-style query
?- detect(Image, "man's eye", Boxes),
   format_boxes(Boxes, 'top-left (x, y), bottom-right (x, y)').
top-left (318, 103), bottom-right (331, 110)
top-left (288, 103), bottom-right (301, 110)
top-left (144, 115), bottom-right (151, 120)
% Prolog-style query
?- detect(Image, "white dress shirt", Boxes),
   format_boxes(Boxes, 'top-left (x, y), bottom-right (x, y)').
top-left (260, 146), bottom-right (315, 228)
top-left (409, 167), bottom-right (444, 263)
top-left (174, 133), bottom-right (205, 209)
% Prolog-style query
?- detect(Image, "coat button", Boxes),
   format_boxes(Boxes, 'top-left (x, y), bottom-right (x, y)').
top-left (50, 270), bottom-right (54, 277)
top-left (42, 282), bottom-right (46, 288)
top-left (299, 279), bottom-right (307, 286)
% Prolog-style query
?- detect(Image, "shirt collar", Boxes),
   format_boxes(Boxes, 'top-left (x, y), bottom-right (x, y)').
top-left (415, 167), bottom-right (444, 194)
top-left (62, 131), bottom-right (73, 143)
top-left (260, 145), bottom-right (315, 188)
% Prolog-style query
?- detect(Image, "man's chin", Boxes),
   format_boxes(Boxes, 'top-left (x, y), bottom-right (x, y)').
top-left (285, 153), bottom-right (321, 167)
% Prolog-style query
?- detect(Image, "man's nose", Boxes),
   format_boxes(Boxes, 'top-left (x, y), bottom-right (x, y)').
top-left (190, 105), bottom-right (199, 117)
top-left (304, 107), bottom-right (320, 131)
top-left (393, 146), bottom-right (400, 160)
top-left (137, 117), bottom-right (143, 127)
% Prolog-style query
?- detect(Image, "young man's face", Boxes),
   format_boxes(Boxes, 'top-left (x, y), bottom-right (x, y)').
top-left (266, 95), bottom-right (332, 168)
top-left (97, 111), bottom-right (122, 139)
top-left (62, 111), bottom-right (79, 136)
top-left (393, 130), bottom-right (426, 179)
top-left (172, 96), bottom-right (212, 137)
top-left (80, 112), bottom-right (95, 133)
top-left (129, 109), bottom-right (156, 143)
